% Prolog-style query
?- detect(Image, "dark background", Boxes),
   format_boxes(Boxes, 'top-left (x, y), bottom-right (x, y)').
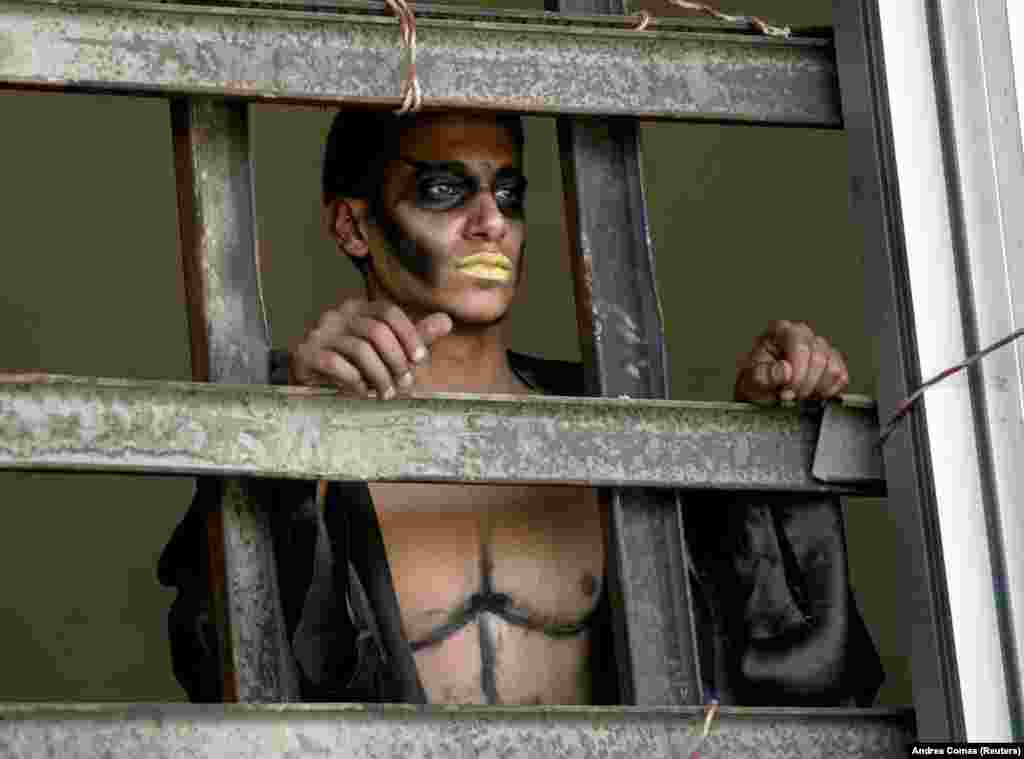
top-left (0, 0), bottom-right (911, 703)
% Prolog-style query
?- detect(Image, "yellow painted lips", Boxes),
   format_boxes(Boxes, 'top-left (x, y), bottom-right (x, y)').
top-left (454, 252), bottom-right (513, 282)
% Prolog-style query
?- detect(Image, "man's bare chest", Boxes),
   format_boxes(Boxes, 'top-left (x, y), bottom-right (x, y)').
top-left (370, 483), bottom-right (606, 636)
top-left (368, 482), bottom-right (605, 703)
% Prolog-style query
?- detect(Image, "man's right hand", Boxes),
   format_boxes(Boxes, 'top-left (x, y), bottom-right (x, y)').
top-left (290, 299), bottom-right (453, 398)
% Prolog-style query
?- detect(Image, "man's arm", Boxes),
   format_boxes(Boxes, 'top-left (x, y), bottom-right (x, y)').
top-left (715, 321), bottom-right (884, 704)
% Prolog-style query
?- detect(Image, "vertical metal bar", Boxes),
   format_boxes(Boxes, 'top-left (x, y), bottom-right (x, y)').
top-left (544, 64), bottom-right (703, 702)
top-left (171, 96), bottom-right (300, 702)
top-left (832, 0), bottom-right (965, 739)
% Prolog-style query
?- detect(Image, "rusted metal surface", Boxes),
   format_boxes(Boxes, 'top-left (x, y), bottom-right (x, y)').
top-left (0, 0), bottom-right (841, 124)
top-left (172, 98), bottom-right (299, 703)
top-left (212, 479), bottom-right (301, 702)
top-left (0, 374), bottom-right (887, 493)
top-left (552, 99), bottom-right (702, 705)
top-left (0, 703), bottom-right (915, 758)
top-left (172, 98), bottom-right (271, 385)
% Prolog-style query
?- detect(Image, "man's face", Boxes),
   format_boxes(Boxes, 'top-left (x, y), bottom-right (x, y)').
top-left (363, 113), bottom-right (526, 325)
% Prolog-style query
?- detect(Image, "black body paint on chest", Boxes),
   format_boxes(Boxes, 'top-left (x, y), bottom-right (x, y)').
top-left (478, 542), bottom-right (500, 704)
top-left (407, 587), bottom-right (600, 653)
top-left (407, 541), bottom-right (601, 705)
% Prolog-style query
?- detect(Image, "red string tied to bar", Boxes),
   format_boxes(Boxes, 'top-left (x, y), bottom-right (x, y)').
top-left (384, 0), bottom-right (422, 114)
top-left (878, 326), bottom-right (1024, 446)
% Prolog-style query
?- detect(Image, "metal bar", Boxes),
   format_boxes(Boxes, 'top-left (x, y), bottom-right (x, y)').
top-left (0, 703), bottom-right (915, 758)
top-left (172, 98), bottom-right (271, 386)
top-left (0, 0), bottom-right (841, 125)
top-left (812, 400), bottom-right (886, 483)
top-left (0, 374), bottom-right (886, 493)
top-left (171, 97), bottom-right (299, 702)
top-left (545, 7), bottom-right (703, 701)
top-left (832, 0), bottom-right (964, 740)
top-left (97, 0), bottom-right (810, 33)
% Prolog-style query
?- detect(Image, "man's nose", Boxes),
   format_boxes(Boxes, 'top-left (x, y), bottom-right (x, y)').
top-left (464, 190), bottom-right (507, 241)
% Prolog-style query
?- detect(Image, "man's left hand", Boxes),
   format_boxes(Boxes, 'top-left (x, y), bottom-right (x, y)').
top-left (734, 320), bottom-right (849, 404)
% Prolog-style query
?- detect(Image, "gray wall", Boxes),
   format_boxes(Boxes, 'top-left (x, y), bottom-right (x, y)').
top-left (0, 0), bottom-right (911, 705)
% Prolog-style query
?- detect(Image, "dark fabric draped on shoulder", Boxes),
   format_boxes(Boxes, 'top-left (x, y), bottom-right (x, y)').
top-left (683, 493), bottom-right (884, 705)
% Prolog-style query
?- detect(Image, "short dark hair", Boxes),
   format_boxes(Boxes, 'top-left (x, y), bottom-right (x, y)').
top-left (321, 110), bottom-right (525, 205)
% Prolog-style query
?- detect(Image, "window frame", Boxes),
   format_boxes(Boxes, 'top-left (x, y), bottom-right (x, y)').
top-left (834, 0), bottom-right (1024, 741)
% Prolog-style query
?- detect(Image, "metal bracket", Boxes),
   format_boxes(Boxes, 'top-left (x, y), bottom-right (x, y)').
top-left (812, 397), bottom-right (886, 484)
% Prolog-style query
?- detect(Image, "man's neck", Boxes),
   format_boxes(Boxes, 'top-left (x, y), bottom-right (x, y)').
top-left (362, 279), bottom-right (526, 395)
top-left (414, 326), bottom-right (523, 394)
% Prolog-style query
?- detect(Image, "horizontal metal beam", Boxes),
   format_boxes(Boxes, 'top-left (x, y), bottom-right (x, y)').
top-left (0, 703), bottom-right (914, 758)
top-left (0, 0), bottom-right (841, 124)
top-left (0, 374), bottom-right (885, 493)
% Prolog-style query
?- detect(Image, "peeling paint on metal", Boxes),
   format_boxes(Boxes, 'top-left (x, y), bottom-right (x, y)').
top-left (170, 97), bottom-right (294, 702)
top-left (0, 703), bottom-right (915, 758)
top-left (0, 0), bottom-right (841, 124)
top-left (0, 375), bottom-right (886, 491)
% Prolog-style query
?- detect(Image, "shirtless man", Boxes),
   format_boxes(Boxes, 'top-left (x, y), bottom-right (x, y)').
top-left (276, 110), bottom-right (854, 705)
top-left (160, 108), bottom-right (875, 706)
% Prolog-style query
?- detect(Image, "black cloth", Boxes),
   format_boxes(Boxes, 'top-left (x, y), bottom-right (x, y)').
top-left (158, 350), bottom-right (883, 705)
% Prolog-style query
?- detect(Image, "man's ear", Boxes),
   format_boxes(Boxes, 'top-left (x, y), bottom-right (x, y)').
top-left (324, 197), bottom-right (371, 260)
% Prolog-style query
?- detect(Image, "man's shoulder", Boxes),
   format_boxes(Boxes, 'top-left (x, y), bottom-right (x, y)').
top-left (507, 350), bottom-right (585, 396)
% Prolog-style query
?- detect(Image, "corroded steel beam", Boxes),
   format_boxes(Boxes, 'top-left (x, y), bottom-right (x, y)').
top-left (0, 374), bottom-right (886, 493)
top-left (0, 0), bottom-right (841, 124)
top-left (550, 42), bottom-right (702, 703)
top-left (0, 703), bottom-right (915, 758)
top-left (172, 98), bottom-right (299, 703)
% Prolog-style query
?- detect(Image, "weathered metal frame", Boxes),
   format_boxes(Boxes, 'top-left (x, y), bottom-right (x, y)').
top-left (0, 0), bottom-right (841, 124)
top-left (0, 0), bottom-right (935, 742)
top-left (549, 87), bottom-right (703, 704)
top-left (0, 374), bottom-right (884, 492)
top-left (833, 0), bottom-right (1023, 742)
top-left (832, 0), bottom-right (961, 738)
top-left (926, 0), bottom-right (1024, 738)
top-left (172, 97), bottom-right (299, 702)
top-left (0, 703), bottom-right (915, 758)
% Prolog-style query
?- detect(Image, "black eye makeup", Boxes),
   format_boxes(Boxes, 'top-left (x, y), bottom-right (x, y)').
top-left (400, 159), bottom-right (527, 214)
top-left (493, 170), bottom-right (528, 213)
top-left (417, 172), bottom-right (474, 211)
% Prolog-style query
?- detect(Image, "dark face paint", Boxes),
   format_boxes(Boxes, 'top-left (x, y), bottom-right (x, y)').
top-left (401, 159), bottom-right (527, 219)
top-left (369, 195), bottom-right (438, 285)
top-left (370, 159), bottom-right (527, 289)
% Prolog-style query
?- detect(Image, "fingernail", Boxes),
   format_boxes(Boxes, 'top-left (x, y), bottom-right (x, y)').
top-left (780, 389), bottom-right (796, 402)
top-left (383, 385), bottom-right (396, 400)
top-left (398, 371), bottom-right (414, 388)
top-left (413, 346), bottom-right (428, 364)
